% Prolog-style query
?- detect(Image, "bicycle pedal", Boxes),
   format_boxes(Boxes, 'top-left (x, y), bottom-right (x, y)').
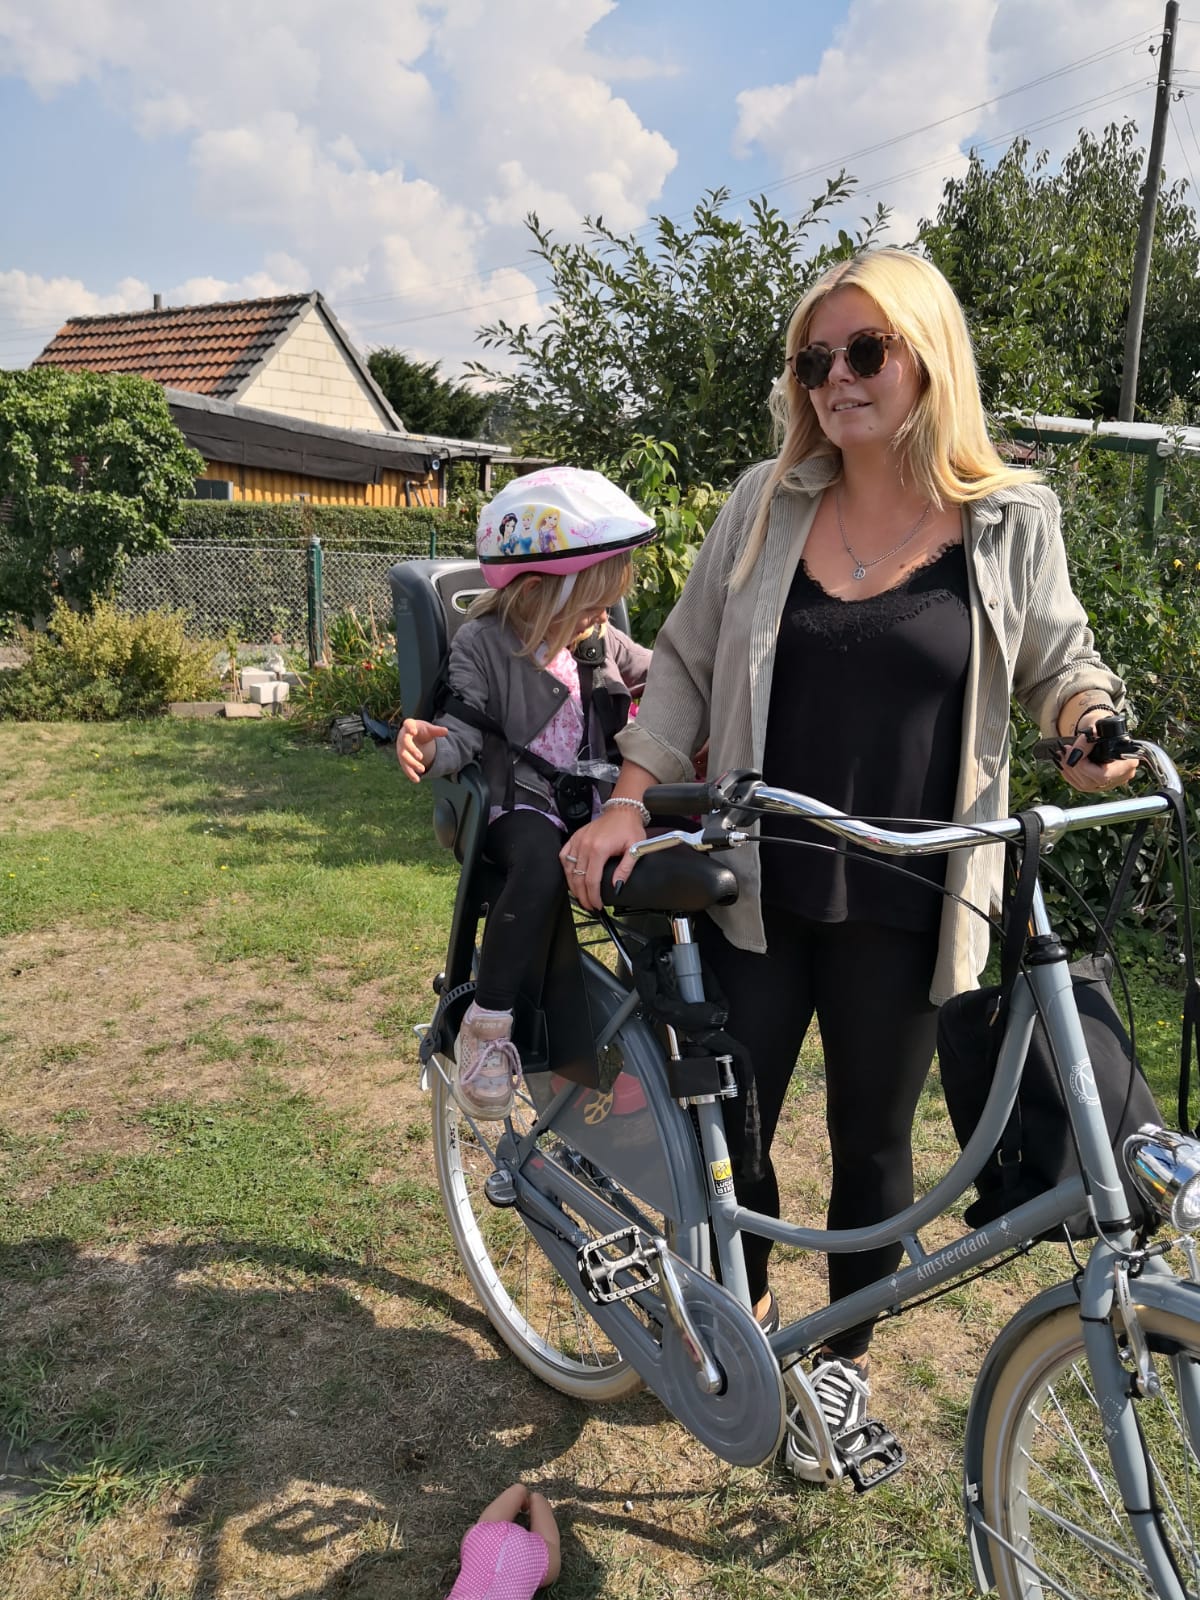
top-left (577, 1226), bottom-right (660, 1305)
top-left (837, 1418), bottom-right (906, 1493)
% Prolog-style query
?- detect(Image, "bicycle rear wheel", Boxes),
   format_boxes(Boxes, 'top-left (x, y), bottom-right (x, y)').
top-left (980, 1301), bottom-right (1200, 1599)
top-left (432, 1057), bottom-right (646, 1400)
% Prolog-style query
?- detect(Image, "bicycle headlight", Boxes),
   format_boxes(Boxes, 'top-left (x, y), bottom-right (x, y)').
top-left (1124, 1126), bottom-right (1200, 1233)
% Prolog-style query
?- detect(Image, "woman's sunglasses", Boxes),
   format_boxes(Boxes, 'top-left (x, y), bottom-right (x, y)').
top-left (788, 329), bottom-right (901, 390)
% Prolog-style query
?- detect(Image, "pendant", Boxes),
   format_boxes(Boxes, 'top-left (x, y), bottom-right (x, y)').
top-left (852, 565), bottom-right (867, 581)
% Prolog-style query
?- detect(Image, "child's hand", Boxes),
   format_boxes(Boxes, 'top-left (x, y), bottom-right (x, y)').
top-left (396, 718), bottom-right (447, 782)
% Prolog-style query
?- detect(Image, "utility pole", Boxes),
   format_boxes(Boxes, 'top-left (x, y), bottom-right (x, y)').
top-left (1118, 0), bottom-right (1178, 421)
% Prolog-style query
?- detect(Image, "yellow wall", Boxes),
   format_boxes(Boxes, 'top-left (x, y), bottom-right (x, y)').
top-left (199, 459), bottom-right (438, 506)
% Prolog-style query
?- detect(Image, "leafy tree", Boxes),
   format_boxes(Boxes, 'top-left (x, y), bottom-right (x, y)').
top-left (468, 182), bottom-right (890, 484)
top-left (920, 122), bottom-right (1200, 420)
top-left (0, 368), bottom-right (204, 624)
top-left (366, 347), bottom-right (492, 439)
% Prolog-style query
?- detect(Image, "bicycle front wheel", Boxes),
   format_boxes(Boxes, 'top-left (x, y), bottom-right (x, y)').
top-left (980, 1301), bottom-right (1200, 1599)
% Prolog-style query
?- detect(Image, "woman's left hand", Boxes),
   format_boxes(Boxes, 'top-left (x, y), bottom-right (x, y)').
top-left (1056, 714), bottom-right (1139, 794)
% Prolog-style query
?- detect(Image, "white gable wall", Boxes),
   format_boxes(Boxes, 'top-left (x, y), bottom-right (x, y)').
top-left (238, 305), bottom-right (395, 432)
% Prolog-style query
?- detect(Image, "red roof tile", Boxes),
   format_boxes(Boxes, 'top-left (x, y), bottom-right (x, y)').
top-left (32, 293), bottom-right (314, 398)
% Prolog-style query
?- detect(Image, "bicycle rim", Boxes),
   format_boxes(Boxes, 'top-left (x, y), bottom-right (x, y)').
top-left (982, 1302), bottom-right (1200, 1600)
top-left (431, 1056), bottom-right (646, 1401)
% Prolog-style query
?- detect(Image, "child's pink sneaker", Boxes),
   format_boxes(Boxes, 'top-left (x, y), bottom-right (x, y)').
top-left (453, 1003), bottom-right (521, 1120)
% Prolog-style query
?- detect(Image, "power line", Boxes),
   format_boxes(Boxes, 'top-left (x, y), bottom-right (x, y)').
top-left (847, 77), bottom-right (1155, 213)
top-left (1171, 106), bottom-right (1199, 194)
top-left (314, 78), bottom-right (1159, 340)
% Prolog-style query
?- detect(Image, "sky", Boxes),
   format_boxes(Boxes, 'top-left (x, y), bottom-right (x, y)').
top-left (0, 0), bottom-right (1196, 386)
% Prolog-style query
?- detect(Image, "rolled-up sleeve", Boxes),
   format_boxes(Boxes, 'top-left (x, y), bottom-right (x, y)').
top-left (1013, 489), bottom-right (1126, 735)
top-left (616, 471), bottom-right (760, 781)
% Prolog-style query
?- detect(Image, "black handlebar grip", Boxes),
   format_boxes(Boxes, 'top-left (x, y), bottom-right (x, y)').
top-left (642, 782), bottom-right (714, 816)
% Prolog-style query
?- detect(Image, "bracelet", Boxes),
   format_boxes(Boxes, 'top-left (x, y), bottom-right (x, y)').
top-left (1071, 702), bottom-right (1117, 738)
top-left (602, 796), bottom-right (652, 826)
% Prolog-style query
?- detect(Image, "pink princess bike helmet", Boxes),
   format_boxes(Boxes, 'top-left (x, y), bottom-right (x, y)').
top-left (477, 466), bottom-right (657, 590)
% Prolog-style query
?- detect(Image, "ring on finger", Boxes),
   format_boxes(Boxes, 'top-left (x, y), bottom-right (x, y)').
top-left (571, 867), bottom-right (586, 875)
top-left (565, 854), bottom-right (579, 864)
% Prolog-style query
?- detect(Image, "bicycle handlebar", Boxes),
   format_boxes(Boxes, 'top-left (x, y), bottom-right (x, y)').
top-left (634, 741), bottom-right (1182, 863)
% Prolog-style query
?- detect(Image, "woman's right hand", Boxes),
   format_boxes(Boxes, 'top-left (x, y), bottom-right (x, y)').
top-left (396, 717), bottom-right (447, 782)
top-left (560, 806), bottom-right (646, 911)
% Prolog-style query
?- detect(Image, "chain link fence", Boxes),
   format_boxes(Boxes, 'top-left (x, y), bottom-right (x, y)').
top-left (116, 535), bottom-right (472, 644)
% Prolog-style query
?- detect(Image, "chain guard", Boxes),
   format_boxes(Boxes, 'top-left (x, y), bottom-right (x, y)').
top-left (658, 1273), bottom-right (786, 1466)
top-left (521, 1203), bottom-right (784, 1466)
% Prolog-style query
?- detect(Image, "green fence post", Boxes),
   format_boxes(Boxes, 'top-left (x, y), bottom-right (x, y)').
top-left (1142, 451), bottom-right (1167, 546)
top-left (306, 533), bottom-right (325, 667)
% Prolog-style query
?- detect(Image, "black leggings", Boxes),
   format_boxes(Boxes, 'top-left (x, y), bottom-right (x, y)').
top-left (699, 905), bottom-right (939, 1360)
top-left (474, 809), bottom-right (567, 1012)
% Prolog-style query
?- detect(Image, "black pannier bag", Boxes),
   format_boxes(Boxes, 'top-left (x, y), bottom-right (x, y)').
top-left (938, 952), bottom-right (1160, 1238)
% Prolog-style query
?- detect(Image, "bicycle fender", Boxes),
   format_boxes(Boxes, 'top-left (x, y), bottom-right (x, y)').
top-left (963, 1267), bottom-right (1200, 1592)
top-left (962, 1278), bottom-right (1081, 1593)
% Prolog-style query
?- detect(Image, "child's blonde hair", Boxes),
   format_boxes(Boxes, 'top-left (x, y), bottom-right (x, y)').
top-left (732, 247), bottom-right (1034, 589)
top-left (469, 552), bottom-right (633, 660)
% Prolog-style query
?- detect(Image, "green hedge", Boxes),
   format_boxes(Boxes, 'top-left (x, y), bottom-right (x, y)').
top-left (175, 499), bottom-right (476, 555)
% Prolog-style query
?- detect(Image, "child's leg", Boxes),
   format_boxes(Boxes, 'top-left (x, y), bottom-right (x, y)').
top-left (475, 810), bottom-right (568, 1011)
top-left (454, 811), bottom-right (566, 1120)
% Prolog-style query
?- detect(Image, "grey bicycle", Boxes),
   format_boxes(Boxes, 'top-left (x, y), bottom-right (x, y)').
top-left (417, 731), bottom-right (1200, 1600)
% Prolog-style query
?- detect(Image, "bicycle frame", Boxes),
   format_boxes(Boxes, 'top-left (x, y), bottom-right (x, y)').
top-left (674, 878), bottom-right (1137, 1366)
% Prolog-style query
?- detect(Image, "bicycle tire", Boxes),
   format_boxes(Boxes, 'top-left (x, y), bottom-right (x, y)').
top-left (431, 961), bottom-right (704, 1402)
top-left (980, 1300), bottom-right (1200, 1599)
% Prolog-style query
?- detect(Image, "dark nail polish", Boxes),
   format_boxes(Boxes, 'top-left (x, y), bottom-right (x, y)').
top-left (1066, 747), bottom-right (1084, 768)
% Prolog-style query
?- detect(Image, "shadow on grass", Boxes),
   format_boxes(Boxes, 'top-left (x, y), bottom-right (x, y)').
top-left (0, 1234), bottom-right (737, 1599)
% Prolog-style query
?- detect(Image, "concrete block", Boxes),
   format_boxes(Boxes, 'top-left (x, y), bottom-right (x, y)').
top-left (169, 701), bottom-right (224, 718)
top-left (223, 702), bottom-right (263, 719)
top-left (247, 680), bottom-right (288, 704)
top-left (239, 668), bottom-right (274, 691)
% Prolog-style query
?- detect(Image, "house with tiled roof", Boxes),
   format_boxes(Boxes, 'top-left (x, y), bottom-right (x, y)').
top-left (33, 292), bottom-right (504, 508)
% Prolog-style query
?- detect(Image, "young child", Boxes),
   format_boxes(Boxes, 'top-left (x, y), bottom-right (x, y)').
top-left (397, 467), bottom-right (656, 1120)
top-left (445, 1483), bottom-right (560, 1599)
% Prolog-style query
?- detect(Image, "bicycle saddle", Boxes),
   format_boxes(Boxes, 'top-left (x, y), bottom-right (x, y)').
top-left (599, 846), bottom-right (738, 914)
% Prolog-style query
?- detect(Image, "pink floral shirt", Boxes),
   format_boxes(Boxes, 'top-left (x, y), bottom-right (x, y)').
top-left (488, 647), bottom-right (587, 830)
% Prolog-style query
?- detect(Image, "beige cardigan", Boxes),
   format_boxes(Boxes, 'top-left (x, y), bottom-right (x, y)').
top-left (617, 456), bottom-right (1126, 1003)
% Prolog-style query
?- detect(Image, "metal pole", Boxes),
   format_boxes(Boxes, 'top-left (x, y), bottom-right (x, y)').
top-left (305, 533), bottom-right (325, 667)
top-left (1118, 0), bottom-right (1178, 421)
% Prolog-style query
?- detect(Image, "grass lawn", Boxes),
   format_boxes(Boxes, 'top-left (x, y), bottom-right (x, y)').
top-left (0, 719), bottom-right (1188, 1600)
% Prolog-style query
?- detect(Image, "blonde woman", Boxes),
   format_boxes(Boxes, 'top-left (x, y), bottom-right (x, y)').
top-left (564, 248), bottom-right (1137, 1462)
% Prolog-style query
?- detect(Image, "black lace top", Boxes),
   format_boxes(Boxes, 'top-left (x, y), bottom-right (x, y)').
top-left (760, 541), bottom-right (971, 930)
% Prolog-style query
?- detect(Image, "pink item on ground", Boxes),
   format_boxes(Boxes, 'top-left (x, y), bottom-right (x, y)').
top-left (445, 1518), bottom-right (550, 1599)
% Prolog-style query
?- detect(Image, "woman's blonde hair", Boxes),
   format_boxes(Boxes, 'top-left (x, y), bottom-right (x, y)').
top-left (732, 247), bottom-right (1034, 588)
top-left (469, 552), bottom-right (633, 659)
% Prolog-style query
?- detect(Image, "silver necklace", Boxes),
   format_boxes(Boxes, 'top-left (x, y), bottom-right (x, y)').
top-left (836, 491), bottom-right (932, 581)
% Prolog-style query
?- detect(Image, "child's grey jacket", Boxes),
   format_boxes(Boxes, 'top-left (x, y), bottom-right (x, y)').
top-left (426, 615), bottom-right (651, 817)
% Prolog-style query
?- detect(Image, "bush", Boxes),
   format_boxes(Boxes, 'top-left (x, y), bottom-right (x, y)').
top-left (1009, 443), bottom-right (1200, 945)
top-left (290, 607), bottom-right (402, 734)
top-left (0, 600), bottom-right (220, 722)
top-left (175, 500), bottom-right (476, 555)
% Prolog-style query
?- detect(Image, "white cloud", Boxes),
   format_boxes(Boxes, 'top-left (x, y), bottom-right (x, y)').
top-left (734, 0), bottom-right (997, 242)
top-left (732, 0), bottom-right (1161, 244)
top-left (0, 0), bottom-right (679, 376)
